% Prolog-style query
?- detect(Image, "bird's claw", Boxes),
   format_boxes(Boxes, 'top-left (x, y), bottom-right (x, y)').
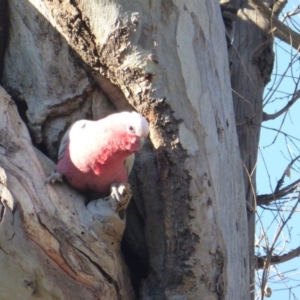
top-left (44, 172), bottom-right (63, 185)
top-left (110, 183), bottom-right (132, 213)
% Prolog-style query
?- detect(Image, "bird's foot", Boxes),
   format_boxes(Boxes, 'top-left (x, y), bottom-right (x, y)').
top-left (86, 183), bottom-right (132, 239)
top-left (109, 183), bottom-right (132, 214)
top-left (44, 172), bottom-right (63, 185)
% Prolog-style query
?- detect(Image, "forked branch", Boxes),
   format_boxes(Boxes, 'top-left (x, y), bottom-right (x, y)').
top-left (256, 245), bottom-right (300, 269)
top-left (263, 90), bottom-right (300, 122)
top-left (257, 178), bottom-right (300, 205)
top-left (257, 155), bottom-right (300, 205)
top-left (250, 0), bottom-right (300, 50)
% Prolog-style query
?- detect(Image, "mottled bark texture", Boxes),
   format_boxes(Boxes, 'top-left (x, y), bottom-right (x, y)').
top-left (1, 0), bottom-right (249, 299)
top-left (0, 87), bottom-right (134, 299)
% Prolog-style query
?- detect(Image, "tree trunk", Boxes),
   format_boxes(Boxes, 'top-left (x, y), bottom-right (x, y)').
top-left (1, 0), bottom-right (250, 299)
top-left (229, 1), bottom-right (274, 296)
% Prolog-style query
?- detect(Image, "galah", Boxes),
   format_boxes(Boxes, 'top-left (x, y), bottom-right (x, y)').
top-left (55, 111), bottom-right (149, 194)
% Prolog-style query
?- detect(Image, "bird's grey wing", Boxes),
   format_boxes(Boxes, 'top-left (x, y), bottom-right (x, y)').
top-left (58, 120), bottom-right (90, 161)
top-left (124, 153), bottom-right (135, 175)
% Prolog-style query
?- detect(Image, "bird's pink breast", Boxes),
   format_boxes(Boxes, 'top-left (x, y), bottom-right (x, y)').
top-left (57, 146), bottom-right (129, 194)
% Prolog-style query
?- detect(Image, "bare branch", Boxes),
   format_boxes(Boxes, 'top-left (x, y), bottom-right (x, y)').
top-left (282, 6), bottom-right (300, 23)
top-left (257, 178), bottom-right (300, 205)
top-left (258, 190), bottom-right (299, 297)
top-left (250, 0), bottom-right (300, 51)
top-left (275, 154), bottom-right (300, 192)
top-left (257, 155), bottom-right (300, 205)
top-left (256, 245), bottom-right (300, 269)
top-left (263, 90), bottom-right (300, 121)
top-left (259, 124), bottom-right (300, 144)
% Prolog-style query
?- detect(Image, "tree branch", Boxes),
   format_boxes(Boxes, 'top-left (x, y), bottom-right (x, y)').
top-left (257, 178), bottom-right (300, 205)
top-left (282, 5), bottom-right (300, 23)
top-left (263, 90), bottom-right (300, 121)
top-left (274, 155), bottom-right (300, 192)
top-left (256, 245), bottom-right (300, 269)
top-left (257, 194), bottom-right (299, 297)
top-left (250, 0), bottom-right (300, 51)
top-left (257, 155), bottom-right (300, 205)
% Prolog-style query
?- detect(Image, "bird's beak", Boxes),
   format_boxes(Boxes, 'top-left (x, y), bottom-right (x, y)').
top-left (139, 137), bottom-right (146, 148)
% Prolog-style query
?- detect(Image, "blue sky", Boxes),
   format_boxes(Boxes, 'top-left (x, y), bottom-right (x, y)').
top-left (256, 2), bottom-right (300, 299)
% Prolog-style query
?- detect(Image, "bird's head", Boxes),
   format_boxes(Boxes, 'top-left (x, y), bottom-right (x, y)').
top-left (117, 111), bottom-right (149, 152)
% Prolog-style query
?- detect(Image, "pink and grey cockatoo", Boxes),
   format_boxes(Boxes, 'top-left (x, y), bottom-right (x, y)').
top-left (55, 111), bottom-right (149, 194)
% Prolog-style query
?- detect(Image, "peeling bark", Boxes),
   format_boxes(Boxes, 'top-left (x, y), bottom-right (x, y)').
top-left (0, 87), bottom-right (134, 299)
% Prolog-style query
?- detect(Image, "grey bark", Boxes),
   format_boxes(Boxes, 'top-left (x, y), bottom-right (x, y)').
top-left (229, 0), bottom-right (274, 297)
top-left (1, 0), bottom-right (249, 299)
top-left (0, 0), bottom-right (8, 79)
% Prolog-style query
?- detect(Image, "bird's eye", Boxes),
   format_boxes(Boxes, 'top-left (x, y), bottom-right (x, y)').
top-left (127, 125), bottom-right (135, 133)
